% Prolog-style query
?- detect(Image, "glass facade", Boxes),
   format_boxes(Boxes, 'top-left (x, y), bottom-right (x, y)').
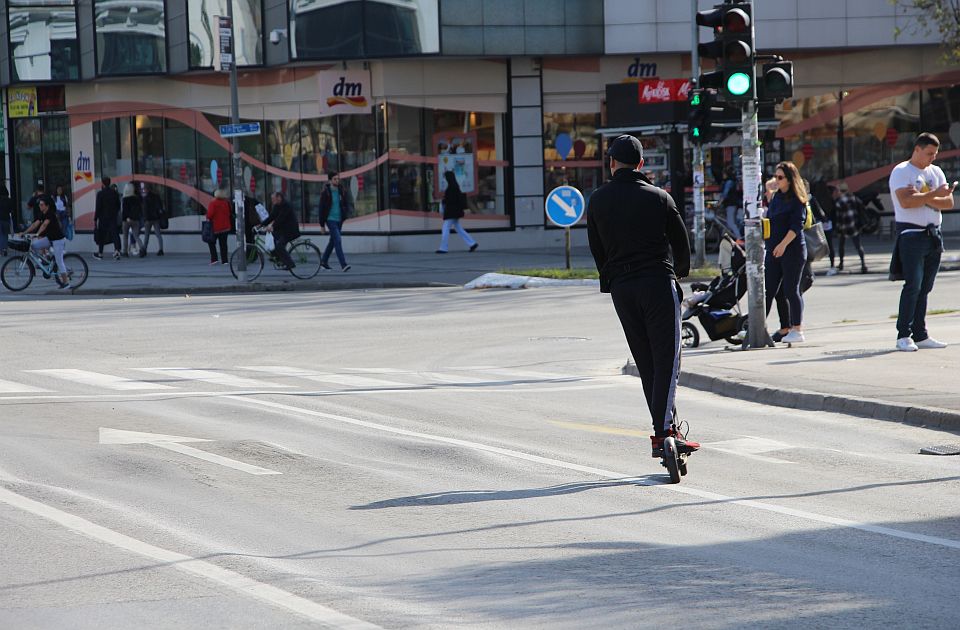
top-left (8, 0), bottom-right (80, 82)
top-left (289, 0), bottom-right (439, 60)
top-left (94, 0), bottom-right (166, 75)
top-left (188, 0), bottom-right (262, 68)
top-left (544, 112), bottom-right (603, 213)
top-left (12, 115), bottom-right (70, 225)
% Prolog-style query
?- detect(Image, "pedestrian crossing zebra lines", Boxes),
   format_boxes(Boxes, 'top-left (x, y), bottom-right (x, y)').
top-left (0, 366), bottom-right (619, 398)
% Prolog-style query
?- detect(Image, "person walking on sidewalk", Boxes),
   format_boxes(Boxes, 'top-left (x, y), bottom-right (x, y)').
top-left (93, 177), bottom-right (121, 260)
top-left (764, 162), bottom-right (808, 343)
top-left (890, 132), bottom-right (956, 352)
top-left (319, 172), bottom-right (352, 271)
top-left (262, 191), bottom-right (300, 271)
top-left (436, 170), bottom-right (479, 254)
top-left (205, 188), bottom-right (232, 265)
top-left (140, 183), bottom-right (164, 256)
top-left (832, 182), bottom-right (868, 274)
top-left (121, 183), bottom-right (143, 257)
top-left (0, 184), bottom-right (13, 256)
top-left (586, 134), bottom-right (699, 458)
top-left (719, 165), bottom-right (743, 240)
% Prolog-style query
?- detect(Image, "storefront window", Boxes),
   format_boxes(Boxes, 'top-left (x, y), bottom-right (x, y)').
top-left (301, 117), bottom-right (338, 222)
top-left (921, 85), bottom-right (960, 186)
top-left (13, 118), bottom-right (42, 224)
top-left (42, 116), bottom-right (71, 195)
top-left (8, 1), bottom-right (80, 82)
top-left (543, 112), bottom-right (602, 208)
top-left (199, 114), bottom-right (230, 195)
top-left (188, 0), bottom-right (262, 68)
top-left (135, 115), bottom-right (164, 176)
top-left (94, 116), bottom-right (134, 180)
top-left (386, 104), bottom-right (423, 211)
top-left (164, 118), bottom-right (198, 217)
top-left (95, 0), bottom-right (166, 75)
top-left (266, 119), bottom-right (303, 219)
top-left (289, 0), bottom-right (439, 60)
top-left (338, 113), bottom-right (378, 217)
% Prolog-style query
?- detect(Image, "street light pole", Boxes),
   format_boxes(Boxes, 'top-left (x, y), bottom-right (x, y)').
top-left (691, 0), bottom-right (706, 269)
top-left (227, 0), bottom-right (247, 282)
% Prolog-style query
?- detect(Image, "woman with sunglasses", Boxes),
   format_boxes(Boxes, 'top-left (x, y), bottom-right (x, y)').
top-left (764, 162), bottom-right (808, 343)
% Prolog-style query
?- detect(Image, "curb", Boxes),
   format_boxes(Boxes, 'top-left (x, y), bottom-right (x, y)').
top-left (18, 281), bottom-right (457, 298)
top-left (622, 360), bottom-right (960, 432)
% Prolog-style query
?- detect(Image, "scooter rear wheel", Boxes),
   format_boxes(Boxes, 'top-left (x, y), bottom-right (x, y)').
top-left (663, 437), bottom-right (681, 484)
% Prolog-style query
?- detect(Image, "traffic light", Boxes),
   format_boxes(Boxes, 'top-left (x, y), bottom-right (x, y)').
top-left (695, 2), bottom-right (756, 103)
top-left (687, 89), bottom-right (716, 144)
top-left (757, 60), bottom-right (794, 103)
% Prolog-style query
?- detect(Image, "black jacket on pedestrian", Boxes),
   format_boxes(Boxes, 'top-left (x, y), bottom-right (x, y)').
top-left (0, 195), bottom-right (13, 226)
top-left (121, 195), bottom-right (142, 222)
top-left (319, 183), bottom-right (353, 227)
top-left (263, 199), bottom-right (300, 241)
top-left (94, 186), bottom-right (121, 245)
top-left (143, 192), bottom-right (164, 221)
top-left (587, 168), bottom-right (691, 293)
top-left (441, 173), bottom-right (467, 220)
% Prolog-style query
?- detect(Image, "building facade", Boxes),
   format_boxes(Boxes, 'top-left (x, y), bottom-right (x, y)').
top-left (0, 0), bottom-right (955, 253)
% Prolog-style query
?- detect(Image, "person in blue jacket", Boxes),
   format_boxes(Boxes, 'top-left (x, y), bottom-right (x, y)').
top-left (765, 161), bottom-right (808, 343)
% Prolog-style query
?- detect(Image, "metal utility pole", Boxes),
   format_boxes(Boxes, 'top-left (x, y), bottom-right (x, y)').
top-left (691, 0), bottom-right (706, 269)
top-left (224, 2), bottom-right (247, 281)
top-left (741, 101), bottom-right (772, 348)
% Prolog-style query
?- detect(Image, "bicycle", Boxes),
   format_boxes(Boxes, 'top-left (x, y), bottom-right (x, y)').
top-left (229, 226), bottom-right (322, 281)
top-left (1, 235), bottom-right (89, 292)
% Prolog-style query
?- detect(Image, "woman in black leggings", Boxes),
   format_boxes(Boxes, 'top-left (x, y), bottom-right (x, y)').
top-left (764, 161), bottom-right (808, 343)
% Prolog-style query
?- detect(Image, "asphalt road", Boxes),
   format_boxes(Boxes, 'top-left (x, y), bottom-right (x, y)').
top-left (0, 286), bottom-right (958, 628)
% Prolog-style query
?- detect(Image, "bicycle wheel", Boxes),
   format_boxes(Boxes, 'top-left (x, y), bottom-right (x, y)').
top-left (287, 241), bottom-right (322, 279)
top-left (61, 254), bottom-right (89, 289)
top-left (230, 245), bottom-right (264, 281)
top-left (1, 256), bottom-right (35, 291)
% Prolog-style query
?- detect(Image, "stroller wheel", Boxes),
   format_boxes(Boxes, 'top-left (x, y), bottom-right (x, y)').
top-left (725, 317), bottom-right (748, 345)
top-left (681, 322), bottom-right (700, 348)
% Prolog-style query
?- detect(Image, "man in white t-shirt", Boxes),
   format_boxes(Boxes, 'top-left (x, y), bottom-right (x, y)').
top-left (889, 132), bottom-right (956, 352)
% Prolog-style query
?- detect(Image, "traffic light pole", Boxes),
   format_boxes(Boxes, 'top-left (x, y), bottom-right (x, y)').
top-left (228, 0), bottom-right (247, 282)
top-left (691, 0), bottom-right (706, 269)
top-left (741, 101), bottom-right (772, 349)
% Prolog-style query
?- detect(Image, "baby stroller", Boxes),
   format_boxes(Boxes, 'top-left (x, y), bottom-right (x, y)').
top-left (681, 234), bottom-right (747, 348)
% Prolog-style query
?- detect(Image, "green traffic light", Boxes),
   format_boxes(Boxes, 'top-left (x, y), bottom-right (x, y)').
top-left (691, 94), bottom-right (701, 106)
top-left (693, 128), bottom-right (701, 137)
top-left (727, 72), bottom-right (752, 96)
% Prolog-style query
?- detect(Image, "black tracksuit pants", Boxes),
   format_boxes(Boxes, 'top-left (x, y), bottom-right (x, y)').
top-left (610, 276), bottom-right (681, 437)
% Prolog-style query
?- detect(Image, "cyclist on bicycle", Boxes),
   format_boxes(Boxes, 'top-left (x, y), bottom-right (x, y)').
top-left (20, 198), bottom-right (71, 289)
top-left (260, 191), bottom-right (300, 270)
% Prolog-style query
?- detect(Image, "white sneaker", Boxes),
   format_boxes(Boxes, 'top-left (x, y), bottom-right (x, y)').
top-left (916, 337), bottom-right (947, 349)
top-left (825, 268), bottom-right (839, 276)
top-left (782, 330), bottom-right (805, 343)
top-left (896, 337), bottom-right (919, 352)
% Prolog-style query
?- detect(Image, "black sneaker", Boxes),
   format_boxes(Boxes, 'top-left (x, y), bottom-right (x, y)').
top-left (157, 250), bottom-right (164, 256)
top-left (320, 261), bottom-right (331, 270)
top-left (341, 265), bottom-right (351, 272)
top-left (92, 252), bottom-right (103, 260)
top-left (113, 252), bottom-right (121, 260)
top-left (771, 330), bottom-right (788, 343)
top-left (469, 243), bottom-right (478, 252)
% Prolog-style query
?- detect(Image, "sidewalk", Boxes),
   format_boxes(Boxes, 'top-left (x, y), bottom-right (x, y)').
top-left (4, 235), bottom-right (960, 435)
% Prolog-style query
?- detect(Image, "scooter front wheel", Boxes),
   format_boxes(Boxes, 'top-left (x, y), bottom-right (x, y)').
top-left (662, 437), bottom-right (681, 484)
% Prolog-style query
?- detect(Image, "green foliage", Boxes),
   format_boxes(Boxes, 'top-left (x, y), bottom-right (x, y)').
top-left (498, 266), bottom-right (721, 281)
top-left (890, 0), bottom-right (960, 64)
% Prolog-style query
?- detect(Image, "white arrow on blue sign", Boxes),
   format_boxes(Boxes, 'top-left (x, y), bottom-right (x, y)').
top-left (544, 185), bottom-right (585, 228)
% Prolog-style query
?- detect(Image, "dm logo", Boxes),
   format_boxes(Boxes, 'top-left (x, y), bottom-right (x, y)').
top-left (326, 76), bottom-right (368, 108)
top-left (73, 151), bottom-right (93, 184)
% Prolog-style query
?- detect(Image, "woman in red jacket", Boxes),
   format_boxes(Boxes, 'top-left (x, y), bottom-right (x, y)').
top-left (206, 189), bottom-right (232, 264)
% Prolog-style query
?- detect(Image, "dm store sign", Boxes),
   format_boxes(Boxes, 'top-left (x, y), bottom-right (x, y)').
top-left (319, 69), bottom-right (371, 115)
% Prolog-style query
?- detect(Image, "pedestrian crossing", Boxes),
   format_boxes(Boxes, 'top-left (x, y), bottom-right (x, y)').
top-left (0, 365), bottom-right (614, 398)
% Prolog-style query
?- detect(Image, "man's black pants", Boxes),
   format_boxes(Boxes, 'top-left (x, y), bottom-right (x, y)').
top-left (610, 276), bottom-right (681, 437)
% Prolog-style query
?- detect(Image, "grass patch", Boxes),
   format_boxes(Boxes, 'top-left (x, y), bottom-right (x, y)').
top-left (833, 319), bottom-right (858, 324)
top-left (499, 268), bottom-right (598, 280)
top-left (498, 265), bottom-right (720, 282)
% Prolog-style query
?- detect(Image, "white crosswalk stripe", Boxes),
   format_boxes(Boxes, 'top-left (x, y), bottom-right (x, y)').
top-left (27, 369), bottom-right (174, 391)
top-left (0, 378), bottom-right (49, 393)
top-left (134, 368), bottom-right (293, 389)
top-left (239, 366), bottom-right (409, 389)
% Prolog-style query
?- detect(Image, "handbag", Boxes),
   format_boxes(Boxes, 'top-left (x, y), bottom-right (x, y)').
top-left (263, 232), bottom-right (275, 252)
top-left (64, 219), bottom-right (75, 241)
top-left (201, 220), bottom-right (215, 243)
top-left (804, 222), bottom-right (829, 262)
top-left (159, 208), bottom-right (169, 230)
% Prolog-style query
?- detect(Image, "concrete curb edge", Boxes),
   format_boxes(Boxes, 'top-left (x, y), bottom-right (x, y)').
top-left (622, 360), bottom-right (960, 432)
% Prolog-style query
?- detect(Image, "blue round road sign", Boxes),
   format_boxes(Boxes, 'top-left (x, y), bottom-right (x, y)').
top-left (544, 185), bottom-right (585, 227)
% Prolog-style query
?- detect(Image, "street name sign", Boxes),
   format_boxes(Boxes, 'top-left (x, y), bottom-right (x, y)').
top-left (219, 122), bottom-right (261, 138)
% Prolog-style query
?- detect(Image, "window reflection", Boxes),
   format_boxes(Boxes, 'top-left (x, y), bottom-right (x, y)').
top-left (290, 0), bottom-right (439, 60)
top-left (188, 0), bottom-right (262, 68)
top-left (95, 0), bottom-right (166, 75)
top-left (8, 4), bottom-right (79, 81)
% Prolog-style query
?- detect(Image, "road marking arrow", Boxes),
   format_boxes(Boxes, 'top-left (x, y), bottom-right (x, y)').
top-left (550, 193), bottom-right (578, 218)
top-left (99, 428), bottom-right (281, 476)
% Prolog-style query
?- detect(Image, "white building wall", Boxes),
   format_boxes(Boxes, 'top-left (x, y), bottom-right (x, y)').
top-left (604, 0), bottom-right (940, 54)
